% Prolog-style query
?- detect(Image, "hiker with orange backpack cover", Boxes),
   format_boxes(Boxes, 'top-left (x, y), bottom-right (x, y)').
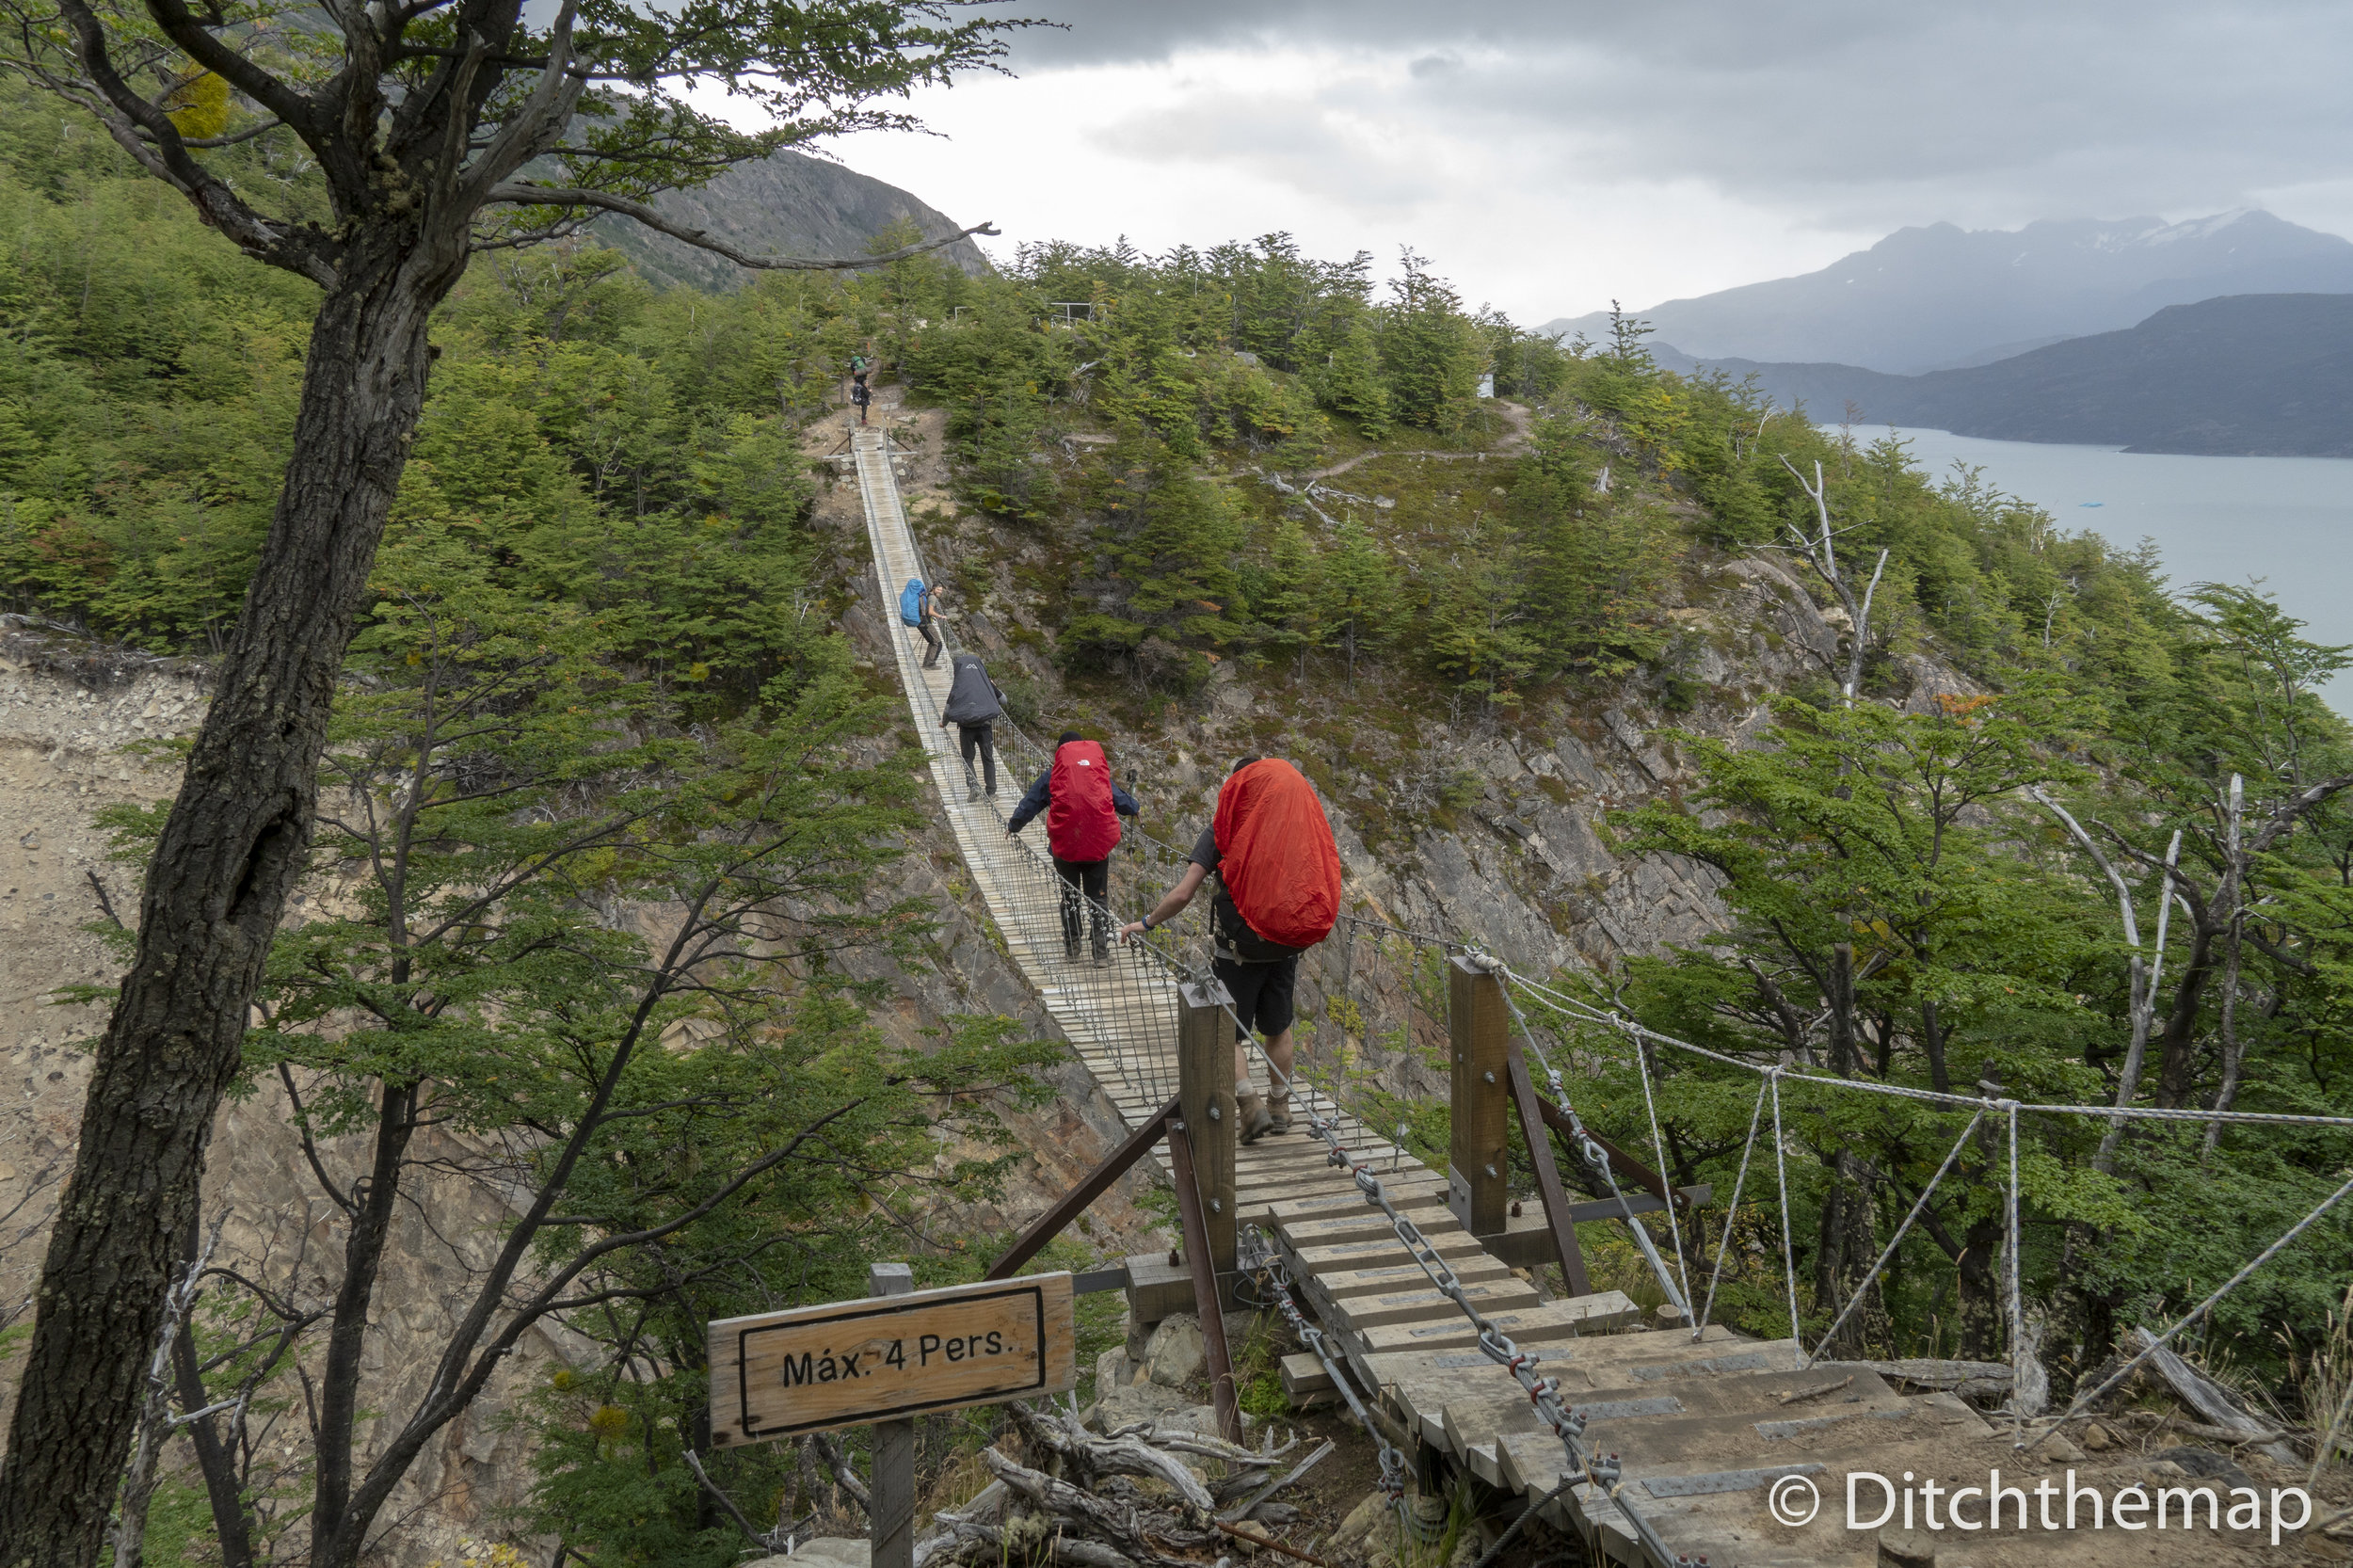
top-left (1008, 731), bottom-right (1141, 963)
top-left (1118, 758), bottom-right (1343, 1144)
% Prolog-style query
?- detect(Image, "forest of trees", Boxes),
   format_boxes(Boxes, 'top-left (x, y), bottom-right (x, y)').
top-left (4, 72), bottom-right (2350, 1561)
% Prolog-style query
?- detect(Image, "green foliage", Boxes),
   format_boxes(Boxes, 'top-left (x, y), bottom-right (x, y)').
top-left (0, 84), bottom-right (316, 647)
top-left (105, 507), bottom-right (1064, 1564)
top-left (1376, 251), bottom-right (1485, 433)
top-left (1582, 665), bottom-right (2353, 1373)
top-left (1513, 416), bottom-right (1682, 677)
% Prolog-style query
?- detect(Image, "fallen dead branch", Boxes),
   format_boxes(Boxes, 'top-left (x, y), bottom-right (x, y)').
top-left (915, 1401), bottom-right (1328, 1567)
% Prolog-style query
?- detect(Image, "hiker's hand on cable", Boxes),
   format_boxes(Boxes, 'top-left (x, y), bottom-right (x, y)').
top-left (1117, 920), bottom-right (1145, 944)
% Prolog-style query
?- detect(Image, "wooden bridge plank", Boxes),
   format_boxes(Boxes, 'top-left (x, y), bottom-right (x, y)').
top-left (1356, 1291), bottom-right (1641, 1356)
top-left (1260, 1179), bottom-right (1445, 1226)
top-left (1287, 1233), bottom-right (1491, 1274)
top-left (1357, 1324), bottom-right (1743, 1394)
top-left (1309, 1255), bottom-right (1515, 1302)
top-left (1330, 1280), bottom-right (1543, 1333)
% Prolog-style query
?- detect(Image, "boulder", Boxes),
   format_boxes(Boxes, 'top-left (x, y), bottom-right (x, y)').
top-left (1094, 1378), bottom-right (1193, 1434)
top-left (745, 1541), bottom-right (869, 1568)
top-left (1141, 1313), bottom-right (1205, 1388)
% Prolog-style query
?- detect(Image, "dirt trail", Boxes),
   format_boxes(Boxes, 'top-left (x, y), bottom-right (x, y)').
top-left (1300, 400), bottom-right (1536, 482)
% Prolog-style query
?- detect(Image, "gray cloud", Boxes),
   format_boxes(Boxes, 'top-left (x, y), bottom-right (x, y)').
top-left (981, 1), bottom-right (2353, 233)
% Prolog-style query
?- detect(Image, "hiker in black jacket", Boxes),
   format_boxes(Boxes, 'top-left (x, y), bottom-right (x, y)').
top-left (939, 653), bottom-right (1003, 800)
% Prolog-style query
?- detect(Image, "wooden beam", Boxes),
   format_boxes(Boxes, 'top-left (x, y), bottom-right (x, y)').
top-left (1505, 1035), bottom-right (1592, 1295)
top-left (1166, 1118), bottom-right (1243, 1445)
top-left (1533, 1091), bottom-right (1681, 1207)
top-left (1448, 957), bottom-right (1511, 1237)
top-left (1177, 979), bottom-right (1237, 1280)
top-left (983, 1095), bottom-right (1178, 1282)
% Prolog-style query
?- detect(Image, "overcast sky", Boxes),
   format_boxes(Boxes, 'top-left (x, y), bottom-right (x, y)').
top-left (808, 1), bottom-right (2353, 326)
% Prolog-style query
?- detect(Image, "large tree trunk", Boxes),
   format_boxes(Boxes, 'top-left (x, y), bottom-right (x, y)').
top-left (1953, 1211), bottom-right (2006, 1360)
top-left (0, 228), bottom-right (459, 1566)
top-left (1811, 1149), bottom-right (1881, 1357)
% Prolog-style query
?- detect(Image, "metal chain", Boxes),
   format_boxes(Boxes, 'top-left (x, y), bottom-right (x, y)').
top-left (1240, 1226), bottom-right (1411, 1514)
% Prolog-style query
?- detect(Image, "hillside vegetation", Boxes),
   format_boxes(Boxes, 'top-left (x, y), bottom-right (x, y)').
top-left (3, 86), bottom-right (2351, 1560)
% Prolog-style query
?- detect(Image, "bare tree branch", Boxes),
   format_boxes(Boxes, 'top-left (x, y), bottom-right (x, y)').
top-left (483, 184), bottom-right (997, 269)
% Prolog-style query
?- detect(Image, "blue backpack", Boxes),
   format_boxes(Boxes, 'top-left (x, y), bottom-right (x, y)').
top-left (899, 579), bottom-right (925, 627)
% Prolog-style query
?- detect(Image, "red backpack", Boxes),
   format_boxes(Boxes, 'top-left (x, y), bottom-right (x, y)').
top-left (1048, 741), bottom-right (1123, 862)
top-left (1212, 760), bottom-right (1342, 954)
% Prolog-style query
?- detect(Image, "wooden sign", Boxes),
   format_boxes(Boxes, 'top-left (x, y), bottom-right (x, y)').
top-left (709, 1272), bottom-right (1077, 1445)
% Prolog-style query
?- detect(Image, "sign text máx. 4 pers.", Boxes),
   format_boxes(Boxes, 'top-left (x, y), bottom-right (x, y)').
top-left (709, 1273), bottom-right (1077, 1443)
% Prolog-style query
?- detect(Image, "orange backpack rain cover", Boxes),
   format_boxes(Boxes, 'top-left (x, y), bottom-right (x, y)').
top-left (1211, 759), bottom-right (1342, 950)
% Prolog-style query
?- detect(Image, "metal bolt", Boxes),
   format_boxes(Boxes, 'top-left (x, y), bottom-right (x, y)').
top-left (1208, 1103), bottom-right (1222, 1121)
top-left (1209, 1199), bottom-right (1223, 1214)
top-left (1483, 1163), bottom-right (1499, 1178)
top-left (1482, 1070), bottom-right (1496, 1083)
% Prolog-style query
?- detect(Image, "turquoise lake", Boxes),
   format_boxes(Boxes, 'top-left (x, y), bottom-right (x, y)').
top-left (1874, 427), bottom-right (2353, 706)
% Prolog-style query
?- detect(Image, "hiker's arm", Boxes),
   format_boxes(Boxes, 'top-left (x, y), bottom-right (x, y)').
top-left (1006, 773), bottom-right (1051, 833)
top-left (1121, 862), bottom-right (1208, 939)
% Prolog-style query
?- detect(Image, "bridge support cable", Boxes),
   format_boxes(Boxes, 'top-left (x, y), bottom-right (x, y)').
top-left (1239, 1226), bottom-right (1414, 1516)
top-left (1624, 1018), bottom-right (1697, 1316)
top-left (1692, 1078), bottom-right (1769, 1339)
top-left (1495, 959), bottom-right (2353, 1424)
top-left (1769, 1071), bottom-right (1804, 1374)
top-left (2007, 1101), bottom-right (2028, 1442)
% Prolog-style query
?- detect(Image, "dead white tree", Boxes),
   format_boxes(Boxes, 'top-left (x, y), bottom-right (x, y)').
top-left (2030, 788), bottom-right (2182, 1175)
top-left (110, 1218), bottom-right (229, 1568)
top-left (1777, 456), bottom-right (1887, 706)
top-left (2206, 773), bottom-right (2248, 1155)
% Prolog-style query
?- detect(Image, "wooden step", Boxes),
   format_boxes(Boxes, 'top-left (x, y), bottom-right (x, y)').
top-left (1288, 1233), bottom-right (1492, 1275)
top-left (1306, 1254), bottom-right (1515, 1303)
top-left (1280, 1207), bottom-right (1470, 1250)
top-left (1329, 1280), bottom-right (1543, 1333)
top-left (1353, 1325), bottom-right (1741, 1394)
top-left (1355, 1290), bottom-right (1640, 1357)
top-left (1261, 1179), bottom-right (1446, 1226)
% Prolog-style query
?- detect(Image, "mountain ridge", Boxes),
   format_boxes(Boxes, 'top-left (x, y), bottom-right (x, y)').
top-left (1680, 293), bottom-right (2353, 457)
top-left (1545, 210), bottom-right (2353, 372)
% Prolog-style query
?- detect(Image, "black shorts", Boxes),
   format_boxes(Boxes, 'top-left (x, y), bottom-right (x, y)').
top-left (1213, 952), bottom-right (1299, 1044)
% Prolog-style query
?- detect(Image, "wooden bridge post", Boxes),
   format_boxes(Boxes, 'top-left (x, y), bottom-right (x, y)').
top-left (1174, 978), bottom-right (1242, 1442)
top-left (867, 1261), bottom-right (917, 1568)
top-left (1176, 978), bottom-right (1238, 1282)
top-left (1449, 957), bottom-right (1511, 1239)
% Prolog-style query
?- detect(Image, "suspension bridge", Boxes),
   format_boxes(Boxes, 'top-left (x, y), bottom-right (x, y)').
top-left (848, 420), bottom-right (2347, 1565)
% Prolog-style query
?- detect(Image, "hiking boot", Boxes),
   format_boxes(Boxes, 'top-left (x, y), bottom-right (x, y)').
top-left (1064, 934), bottom-right (1080, 961)
top-left (1265, 1096), bottom-right (1293, 1135)
top-left (1237, 1094), bottom-right (1276, 1145)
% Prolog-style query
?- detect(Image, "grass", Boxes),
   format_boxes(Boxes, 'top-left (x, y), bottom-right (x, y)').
top-left (1233, 1311), bottom-right (1292, 1420)
top-left (2287, 1283), bottom-right (2353, 1484)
